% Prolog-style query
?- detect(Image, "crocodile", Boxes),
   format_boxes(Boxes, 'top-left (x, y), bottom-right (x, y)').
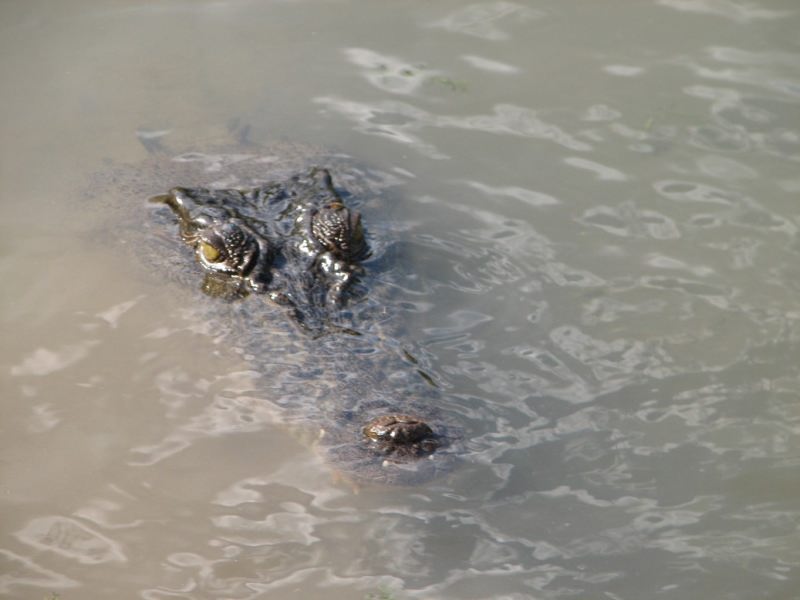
top-left (109, 137), bottom-right (461, 485)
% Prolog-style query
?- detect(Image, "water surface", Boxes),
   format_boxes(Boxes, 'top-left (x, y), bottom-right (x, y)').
top-left (2, 1), bottom-right (800, 598)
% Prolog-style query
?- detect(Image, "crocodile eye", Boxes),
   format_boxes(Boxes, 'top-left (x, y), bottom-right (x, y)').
top-left (199, 240), bottom-right (223, 263)
top-left (194, 222), bottom-right (265, 278)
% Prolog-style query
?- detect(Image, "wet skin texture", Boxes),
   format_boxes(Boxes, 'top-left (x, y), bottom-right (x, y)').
top-left (363, 414), bottom-right (440, 457)
top-left (150, 167), bottom-right (363, 312)
top-left (150, 167), bottom-right (454, 483)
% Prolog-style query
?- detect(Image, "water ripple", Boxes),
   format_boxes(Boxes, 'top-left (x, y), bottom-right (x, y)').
top-left (316, 96), bottom-right (594, 156)
top-left (439, 104), bottom-right (594, 151)
top-left (15, 516), bottom-right (126, 565)
top-left (656, 0), bottom-right (791, 23)
top-left (344, 48), bottom-right (439, 95)
top-left (10, 340), bottom-right (100, 377)
top-left (461, 54), bottom-right (521, 74)
top-left (428, 2), bottom-right (543, 40)
top-left (564, 156), bottom-right (628, 181)
top-left (603, 64), bottom-right (646, 77)
top-left (579, 203), bottom-right (681, 240)
top-left (315, 96), bottom-right (449, 159)
top-left (462, 180), bottom-right (560, 207)
top-left (0, 549), bottom-right (78, 594)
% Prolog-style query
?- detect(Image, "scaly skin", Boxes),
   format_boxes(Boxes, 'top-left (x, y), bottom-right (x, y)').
top-left (150, 168), bottom-right (365, 314)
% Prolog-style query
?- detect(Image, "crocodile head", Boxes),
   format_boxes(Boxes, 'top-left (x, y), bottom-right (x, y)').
top-left (150, 168), bottom-right (370, 330)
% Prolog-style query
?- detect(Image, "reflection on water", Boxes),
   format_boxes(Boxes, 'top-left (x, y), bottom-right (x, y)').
top-left (315, 97), bottom-right (597, 158)
top-left (428, 2), bottom-right (543, 41)
top-left (656, 0), bottom-right (791, 23)
top-left (2, 0), bottom-right (800, 598)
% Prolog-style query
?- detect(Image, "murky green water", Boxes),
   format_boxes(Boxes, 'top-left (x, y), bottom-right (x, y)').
top-left (2, 1), bottom-right (800, 598)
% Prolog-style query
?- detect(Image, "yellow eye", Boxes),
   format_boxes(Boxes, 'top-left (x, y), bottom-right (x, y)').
top-left (199, 241), bottom-right (222, 262)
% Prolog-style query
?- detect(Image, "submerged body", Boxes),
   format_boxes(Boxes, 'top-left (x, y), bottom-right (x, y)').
top-left (128, 144), bottom-right (460, 485)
